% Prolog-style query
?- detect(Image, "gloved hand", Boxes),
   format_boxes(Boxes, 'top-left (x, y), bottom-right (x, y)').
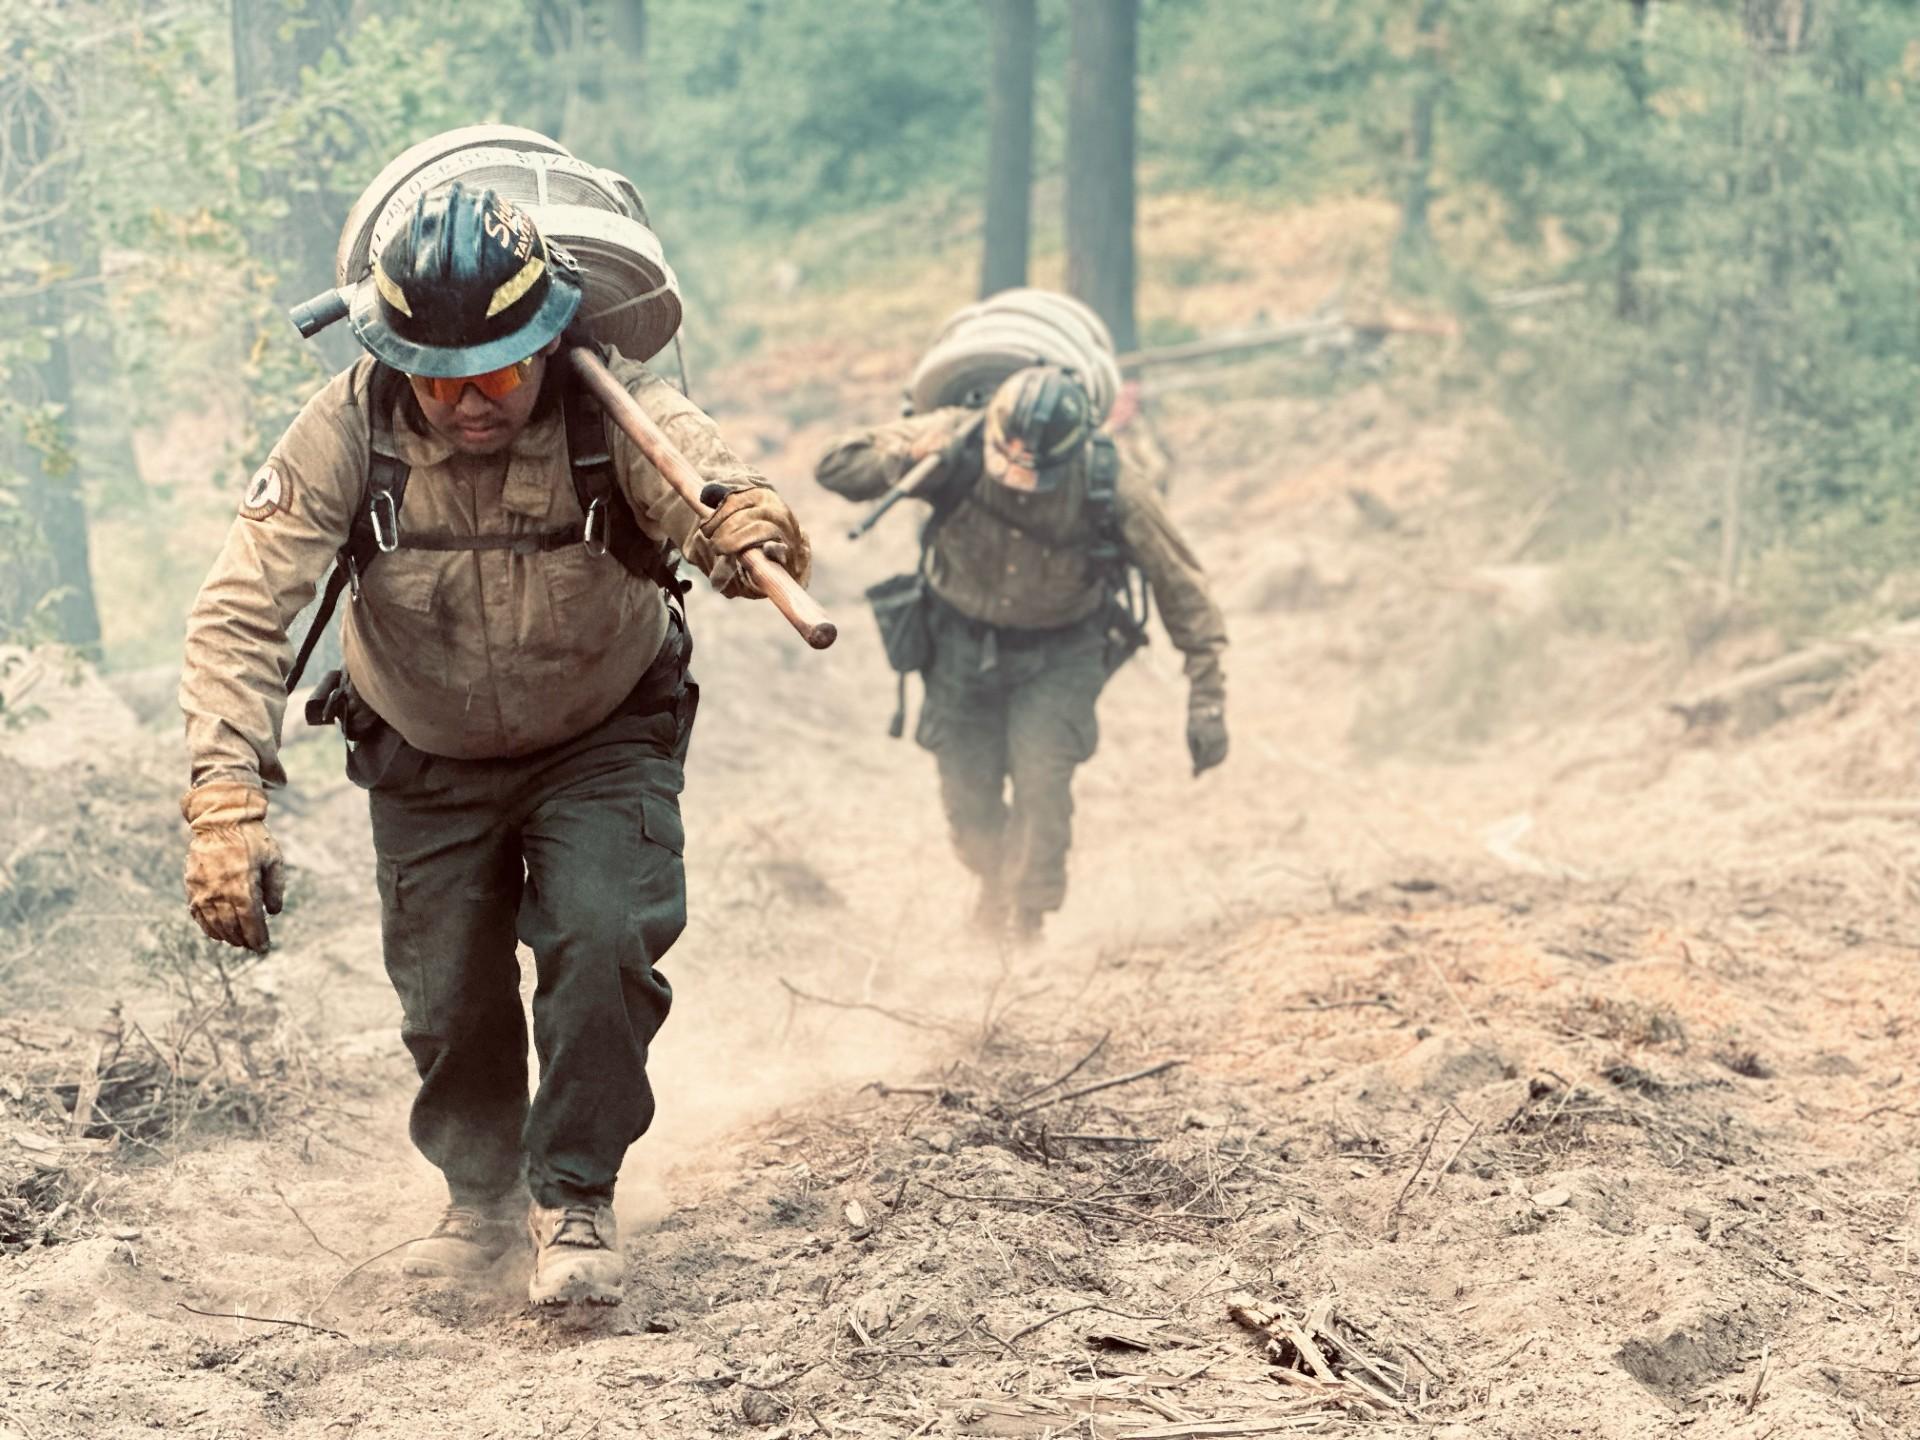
top-left (181, 782), bottom-right (285, 952)
top-left (700, 484), bottom-right (813, 597)
top-left (1187, 700), bottom-right (1229, 777)
top-left (907, 409), bottom-right (978, 462)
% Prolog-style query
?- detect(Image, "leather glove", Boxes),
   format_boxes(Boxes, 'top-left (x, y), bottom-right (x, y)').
top-left (1187, 701), bottom-right (1229, 777)
top-left (701, 484), bottom-right (813, 597)
top-left (181, 782), bottom-right (285, 952)
top-left (907, 409), bottom-right (978, 462)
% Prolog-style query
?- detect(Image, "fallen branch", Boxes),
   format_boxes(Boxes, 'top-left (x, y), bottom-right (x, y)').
top-left (1746, 1252), bottom-right (1865, 1311)
top-left (1015, 1060), bottom-right (1184, 1116)
top-left (1052, 1133), bottom-right (1161, 1146)
top-left (1747, 1344), bottom-right (1771, 1414)
top-left (1010, 1030), bottom-right (1111, 1105)
top-left (1668, 619), bottom-right (1920, 731)
top-left (1003, 1301), bottom-right (1166, 1347)
top-left (318, 1234), bottom-right (435, 1311)
top-left (1421, 954), bottom-right (1482, 1029)
top-left (176, 1302), bottom-right (347, 1340)
top-left (1113, 1418), bottom-right (1327, 1438)
top-left (1422, 1119), bottom-right (1482, 1198)
top-left (272, 1181), bottom-right (348, 1264)
top-left (778, 978), bottom-right (962, 1035)
top-left (1278, 997), bottom-right (1397, 1013)
top-left (1388, 1121), bottom-right (1444, 1218)
top-left (1229, 1296), bottom-right (1403, 1403)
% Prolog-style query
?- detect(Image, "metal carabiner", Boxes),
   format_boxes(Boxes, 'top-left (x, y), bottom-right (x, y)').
top-left (370, 489), bottom-right (400, 554)
top-left (583, 497), bottom-right (609, 558)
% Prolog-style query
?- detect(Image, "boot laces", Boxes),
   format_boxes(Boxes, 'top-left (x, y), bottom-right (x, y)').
top-left (433, 1204), bottom-right (486, 1239)
top-left (549, 1206), bottom-right (607, 1249)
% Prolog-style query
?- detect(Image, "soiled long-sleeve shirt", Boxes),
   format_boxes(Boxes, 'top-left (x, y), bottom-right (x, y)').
top-left (182, 351), bottom-right (790, 788)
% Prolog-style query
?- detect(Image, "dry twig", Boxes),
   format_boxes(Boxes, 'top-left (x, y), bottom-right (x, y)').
top-left (1016, 1060), bottom-right (1184, 1116)
top-left (176, 1302), bottom-right (347, 1340)
top-left (1010, 1031), bottom-right (1112, 1105)
top-left (779, 978), bottom-right (962, 1035)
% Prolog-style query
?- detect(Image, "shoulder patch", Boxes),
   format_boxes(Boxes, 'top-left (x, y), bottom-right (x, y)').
top-left (239, 464), bottom-right (290, 521)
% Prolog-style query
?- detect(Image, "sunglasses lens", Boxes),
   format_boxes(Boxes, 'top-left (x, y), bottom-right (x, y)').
top-left (471, 363), bottom-right (528, 399)
top-left (414, 360), bottom-right (530, 405)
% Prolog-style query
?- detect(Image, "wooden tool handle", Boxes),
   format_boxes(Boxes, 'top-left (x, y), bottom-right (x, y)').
top-left (566, 347), bottom-right (837, 650)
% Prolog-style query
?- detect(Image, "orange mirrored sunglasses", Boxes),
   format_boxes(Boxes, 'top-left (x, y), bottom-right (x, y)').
top-left (409, 358), bottom-right (534, 405)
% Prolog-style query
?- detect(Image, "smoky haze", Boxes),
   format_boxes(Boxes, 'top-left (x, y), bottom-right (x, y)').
top-left (2, 2), bottom-right (1916, 1436)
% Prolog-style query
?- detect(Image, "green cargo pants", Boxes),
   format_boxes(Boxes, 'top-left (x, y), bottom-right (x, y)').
top-left (915, 599), bottom-right (1108, 917)
top-left (350, 631), bottom-right (696, 1211)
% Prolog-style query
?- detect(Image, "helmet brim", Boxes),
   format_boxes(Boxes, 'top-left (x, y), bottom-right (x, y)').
top-left (346, 269), bottom-right (583, 378)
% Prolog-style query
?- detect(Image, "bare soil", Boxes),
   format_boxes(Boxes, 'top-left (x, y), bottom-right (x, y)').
top-left (4, 305), bottom-right (1919, 1440)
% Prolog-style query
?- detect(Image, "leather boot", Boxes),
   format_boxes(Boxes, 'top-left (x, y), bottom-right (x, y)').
top-left (403, 1196), bottom-right (524, 1278)
top-left (527, 1202), bottom-right (624, 1307)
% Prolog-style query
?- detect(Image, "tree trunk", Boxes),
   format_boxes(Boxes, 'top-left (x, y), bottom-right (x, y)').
top-left (1615, 0), bottom-right (1652, 319)
top-left (1065, 0), bottom-right (1138, 351)
top-left (533, 0), bottom-right (649, 150)
top-left (1744, 0), bottom-right (1813, 53)
top-left (1392, 0), bottom-right (1446, 287)
top-left (0, 50), bottom-right (102, 653)
top-left (230, 0), bottom-right (354, 367)
top-left (980, 0), bottom-right (1035, 297)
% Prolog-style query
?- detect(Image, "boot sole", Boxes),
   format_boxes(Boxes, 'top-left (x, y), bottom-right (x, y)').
top-left (530, 1287), bottom-right (623, 1308)
top-left (528, 1264), bottom-right (624, 1307)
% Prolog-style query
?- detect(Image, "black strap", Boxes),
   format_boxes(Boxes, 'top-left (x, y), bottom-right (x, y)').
top-left (562, 344), bottom-right (691, 598)
top-left (286, 366), bottom-right (410, 694)
top-left (286, 566), bottom-right (351, 695)
top-left (1084, 435), bottom-right (1152, 640)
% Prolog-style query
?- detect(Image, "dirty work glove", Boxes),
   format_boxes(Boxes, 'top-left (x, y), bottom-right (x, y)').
top-left (700, 483), bottom-right (813, 597)
top-left (1187, 701), bottom-right (1229, 777)
top-left (181, 782), bottom-right (285, 952)
top-left (907, 408), bottom-right (978, 463)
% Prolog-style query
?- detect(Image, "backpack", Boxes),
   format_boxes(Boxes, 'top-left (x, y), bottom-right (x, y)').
top-left (284, 350), bottom-right (688, 695)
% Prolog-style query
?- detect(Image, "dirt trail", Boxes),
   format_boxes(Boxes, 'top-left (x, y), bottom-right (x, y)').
top-left (5, 358), bottom-right (1920, 1440)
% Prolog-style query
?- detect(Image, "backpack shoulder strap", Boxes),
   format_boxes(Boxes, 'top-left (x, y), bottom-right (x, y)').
top-left (286, 364), bottom-right (411, 694)
top-left (1083, 432), bottom-right (1152, 643)
top-left (561, 352), bottom-right (690, 598)
top-left (1084, 434), bottom-right (1124, 564)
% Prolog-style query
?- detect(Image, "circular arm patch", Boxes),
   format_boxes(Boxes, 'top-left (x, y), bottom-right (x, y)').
top-left (239, 464), bottom-right (290, 521)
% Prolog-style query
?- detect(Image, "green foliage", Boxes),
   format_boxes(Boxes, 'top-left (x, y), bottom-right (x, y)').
top-left (1453, 3), bottom-right (1920, 615)
top-left (7, 0), bottom-right (1920, 657)
top-left (633, 2), bottom-right (987, 224)
top-left (1143, 0), bottom-right (1403, 196)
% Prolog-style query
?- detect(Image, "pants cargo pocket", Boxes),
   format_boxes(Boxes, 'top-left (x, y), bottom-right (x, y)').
top-left (639, 791), bottom-right (685, 857)
top-left (375, 858), bottom-right (434, 1036)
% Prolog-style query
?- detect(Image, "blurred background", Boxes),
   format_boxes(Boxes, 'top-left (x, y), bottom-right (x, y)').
top-left (7, 0), bottom-right (1918, 684)
top-left (7, 10), bottom-right (1920, 1433)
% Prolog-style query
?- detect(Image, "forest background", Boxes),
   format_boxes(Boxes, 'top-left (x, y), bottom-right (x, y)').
top-left (1, 0), bottom-right (1915, 694)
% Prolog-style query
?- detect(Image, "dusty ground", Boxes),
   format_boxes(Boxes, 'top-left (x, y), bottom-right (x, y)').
top-left (5, 281), bottom-right (1920, 1440)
